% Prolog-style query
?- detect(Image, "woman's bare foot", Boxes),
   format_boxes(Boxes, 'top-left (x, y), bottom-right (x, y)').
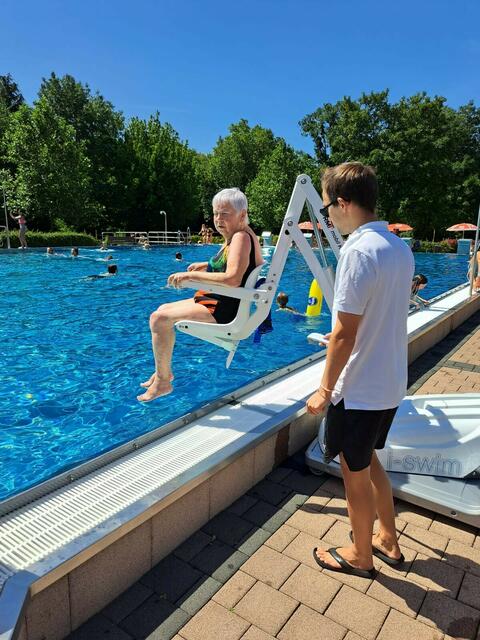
top-left (140, 372), bottom-right (174, 388)
top-left (137, 378), bottom-right (173, 402)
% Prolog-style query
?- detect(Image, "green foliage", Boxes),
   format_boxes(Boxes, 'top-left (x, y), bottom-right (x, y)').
top-left (210, 119), bottom-right (278, 193)
top-left (300, 91), bottom-right (480, 239)
top-left (38, 73), bottom-right (125, 228)
top-left (0, 230), bottom-right (97, 248)
top-left (123, 114), bottom-right (202, 230)
top-left (4, 101), bottom-right (91, 229)
top-left (247, 141), bottom-right (317, 230)
top-left (417, 240), bottom-right (456, 253)
top-left (0, 74), bottom-right (24, 112)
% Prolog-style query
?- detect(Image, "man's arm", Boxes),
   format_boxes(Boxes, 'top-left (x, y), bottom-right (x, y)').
top-left (322, 311), bottom-right (362, 389)
top-left (306, 310), bottom-right (362, 414)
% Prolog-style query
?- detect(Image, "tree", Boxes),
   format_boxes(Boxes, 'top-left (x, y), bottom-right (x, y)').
top-left (300, 91), bottom-right (480, 238)
top-left (247, 141), bottom-right (318, 231)
top-left (123, 114), bottom-right (202, 230)
top-left (38, 73), bottom-right (125, 229)
top-left (5, 101), bottom-right (91, 229)
top-left (209, 119), bottom-right (278, 193)
top-left (0, 74), bottom-right (24, 112)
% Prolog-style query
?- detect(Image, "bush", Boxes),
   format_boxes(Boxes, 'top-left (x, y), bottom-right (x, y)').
top-left (416, 240), bottom-right (456, 253)
top-left (0, 230), bottom-right (98, 248)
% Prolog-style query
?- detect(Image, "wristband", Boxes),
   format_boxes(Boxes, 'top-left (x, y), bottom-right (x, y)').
top-left (320, 384), bottom-right (334, 394)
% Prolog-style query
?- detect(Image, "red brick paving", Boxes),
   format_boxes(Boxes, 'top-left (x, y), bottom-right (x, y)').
top-left (174, 325), bottom-right (480, 640)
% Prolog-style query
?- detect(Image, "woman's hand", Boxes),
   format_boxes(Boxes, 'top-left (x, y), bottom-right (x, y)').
top-left (187, 262), bottom-right (207, 272)
top-left (167, 272), bottom-right (191, 288)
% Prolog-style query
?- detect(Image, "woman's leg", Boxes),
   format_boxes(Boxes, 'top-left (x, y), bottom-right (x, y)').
top-left (137, 298), bottom-right (215, 402)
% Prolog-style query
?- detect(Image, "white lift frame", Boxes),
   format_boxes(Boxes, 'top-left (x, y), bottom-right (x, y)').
top-left (175, 175), bottom-right (344, 366)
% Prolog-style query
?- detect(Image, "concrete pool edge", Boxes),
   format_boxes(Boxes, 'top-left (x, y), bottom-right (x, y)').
top-left (2, 285), bottom-right (480, 640)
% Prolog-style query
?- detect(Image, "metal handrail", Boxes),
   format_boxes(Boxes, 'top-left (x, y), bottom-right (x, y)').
top-left (101, 230), bottom-right (191, 245)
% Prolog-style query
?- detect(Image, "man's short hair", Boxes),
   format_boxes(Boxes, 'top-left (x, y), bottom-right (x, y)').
top-left (321, 162), bottom-right (378, 213)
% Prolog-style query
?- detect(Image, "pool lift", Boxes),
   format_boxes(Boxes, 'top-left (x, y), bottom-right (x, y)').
top-left (176, 175), bottom-right (480, 527)
top-left (175, 174), bottom-right (343, 366)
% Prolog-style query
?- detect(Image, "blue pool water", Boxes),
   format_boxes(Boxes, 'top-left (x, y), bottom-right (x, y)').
top-left (0, 247), bottom-right (469, 501)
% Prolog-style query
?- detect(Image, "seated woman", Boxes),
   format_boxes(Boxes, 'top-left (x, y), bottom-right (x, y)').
top-left (138, 188), bottom-right (263, 402)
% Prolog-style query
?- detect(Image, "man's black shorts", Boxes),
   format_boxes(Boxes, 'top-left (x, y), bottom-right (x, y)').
top-left (323, 399), bottom-right (398, 472)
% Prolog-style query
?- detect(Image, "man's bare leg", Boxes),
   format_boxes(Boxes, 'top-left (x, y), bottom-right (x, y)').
top-left (315, 453), bottom-right (375, 570)
top-left (369, 451), bottom-right (402, 560)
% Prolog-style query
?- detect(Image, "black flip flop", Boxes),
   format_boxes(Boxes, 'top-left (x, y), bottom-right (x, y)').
top-left (348, 530), bottom-right (405, 566)
top-left (312, 547), bottom-right (376, 579)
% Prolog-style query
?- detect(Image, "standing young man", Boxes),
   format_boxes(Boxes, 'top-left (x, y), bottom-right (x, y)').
top-left (307, 162), bottom-right (414, 578)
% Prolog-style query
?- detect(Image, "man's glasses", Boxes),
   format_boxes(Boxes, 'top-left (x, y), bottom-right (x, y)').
top-left (319, 199), bottom-right (338, 217)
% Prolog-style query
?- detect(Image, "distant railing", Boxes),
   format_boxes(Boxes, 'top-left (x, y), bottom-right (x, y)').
top-left (101, 230), bottom-right (191, 246)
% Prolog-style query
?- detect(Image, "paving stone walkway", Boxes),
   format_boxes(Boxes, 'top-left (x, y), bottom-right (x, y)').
top-left (67, 312), bottom-right (480, 640)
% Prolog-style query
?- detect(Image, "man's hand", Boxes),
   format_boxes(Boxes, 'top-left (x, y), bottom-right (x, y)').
top-left (306, 389), bottom-right (331, 415)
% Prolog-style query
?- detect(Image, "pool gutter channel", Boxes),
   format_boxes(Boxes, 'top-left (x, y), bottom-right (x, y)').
top-left (0, 282), bottom-right (478, 640)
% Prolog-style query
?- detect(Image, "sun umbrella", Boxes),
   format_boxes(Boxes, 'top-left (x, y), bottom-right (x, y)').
top-left (446, 223), bottom-right (478, 239)
top-left (388, 223), bottom-right (413, 232)
top-left (446, 223), bottom-right (477, 231)
top-left (298, 221), bottom-right (321, 231)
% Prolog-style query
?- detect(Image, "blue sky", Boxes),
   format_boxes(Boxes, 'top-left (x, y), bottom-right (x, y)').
top-left (2, 0), bottom-right (479, 155)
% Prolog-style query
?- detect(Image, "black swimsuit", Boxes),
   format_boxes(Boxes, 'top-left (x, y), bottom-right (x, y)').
top-left (194, 233), bottom-right (258, 324)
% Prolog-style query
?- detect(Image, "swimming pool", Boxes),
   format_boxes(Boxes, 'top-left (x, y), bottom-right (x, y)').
top-left (0, 247), bottom-right (469, 501)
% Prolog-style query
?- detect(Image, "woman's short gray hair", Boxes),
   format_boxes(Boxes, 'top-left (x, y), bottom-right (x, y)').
top-left (212, 188), bottom-right (249, 224)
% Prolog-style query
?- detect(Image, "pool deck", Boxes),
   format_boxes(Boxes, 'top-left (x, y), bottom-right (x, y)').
top-left (62, 310), bottom-right (480, 640)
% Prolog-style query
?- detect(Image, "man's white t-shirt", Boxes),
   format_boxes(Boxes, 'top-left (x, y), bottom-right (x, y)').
top-left (331, 220), bottom-right (415, 410)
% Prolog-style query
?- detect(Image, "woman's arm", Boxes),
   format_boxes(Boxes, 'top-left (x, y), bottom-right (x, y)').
top-left (169, 233), bottom-right (259, 288)
top-left (187, 261), bottom-right (209, 272)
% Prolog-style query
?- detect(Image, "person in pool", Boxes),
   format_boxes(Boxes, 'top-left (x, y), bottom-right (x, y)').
top-left (71, 247), bottom-right (79, 257)
top-left (86, 264), bottom-right (118, 279)
top-left (138, 187), bottom-right (263, 402)
top-left (410, 274), bottom-right (429, 308)
top-left (276, 292), bottom-right (302, 315)
top-left (175, 252), bottom-right (183, 261)
top-left (46, 246), bottom-right (55, 255)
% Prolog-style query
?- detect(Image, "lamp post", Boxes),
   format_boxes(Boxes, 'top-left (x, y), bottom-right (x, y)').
top-left (160, 210), bottom-right (167, 243)
top-left (2, 186), bottom-right (10, 249)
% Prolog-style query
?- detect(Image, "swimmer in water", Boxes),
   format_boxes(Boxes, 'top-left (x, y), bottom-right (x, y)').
top-left (86, 264), bottom-right (118, 279)
top-left (276, 292), bottom-right (303, 315)
top-left (71, 247), bottom-right (79, 257)
top-left (175, 252), bottom-right (182, 261)
top-left (46, 247), bottom-right (55, 255)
